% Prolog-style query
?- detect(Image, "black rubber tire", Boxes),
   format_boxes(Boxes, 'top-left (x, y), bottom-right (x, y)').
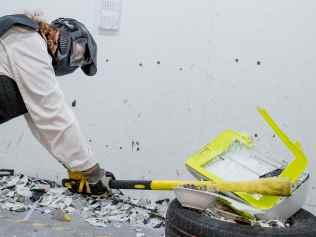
top-left (0, 75), bottom-right (27, 124)
top-left (165, 199), bottom-right (316, 237)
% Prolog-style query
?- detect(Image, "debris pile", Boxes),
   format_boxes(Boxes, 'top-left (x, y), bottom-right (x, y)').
top-left (203, 199), bottom-right (290, 228)
top-left (0, 174), bottom-right (167, 230)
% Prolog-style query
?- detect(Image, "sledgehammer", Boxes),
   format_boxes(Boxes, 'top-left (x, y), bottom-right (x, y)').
top-left (63, 175), bottom-right (292, 196)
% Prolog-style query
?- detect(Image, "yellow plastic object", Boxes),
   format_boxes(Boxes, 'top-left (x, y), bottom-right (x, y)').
top-left (185, 107), bottom-right (308, 209)
top-left (64, 214), bottom-right (72, 222)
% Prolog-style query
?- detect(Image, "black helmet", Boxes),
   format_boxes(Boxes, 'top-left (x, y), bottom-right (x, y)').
top-left (51, 18), bottom-right (97, 76)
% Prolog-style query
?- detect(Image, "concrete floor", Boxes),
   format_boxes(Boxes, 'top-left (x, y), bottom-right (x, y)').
top-left (0, 209), bottom-right (164, 237)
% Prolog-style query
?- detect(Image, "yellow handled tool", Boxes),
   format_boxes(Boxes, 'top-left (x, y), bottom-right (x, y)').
top-left (109, 177), bottom-right (291, 196)
top-left (63, 173), bottom-right (292, 196)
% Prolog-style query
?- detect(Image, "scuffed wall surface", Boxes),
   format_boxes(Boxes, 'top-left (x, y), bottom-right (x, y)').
top-left (1, 0), bottom-right (316, 213)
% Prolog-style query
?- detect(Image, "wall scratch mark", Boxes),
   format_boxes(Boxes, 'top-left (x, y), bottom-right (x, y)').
top-left (15, 132), bottom-right (25, 147)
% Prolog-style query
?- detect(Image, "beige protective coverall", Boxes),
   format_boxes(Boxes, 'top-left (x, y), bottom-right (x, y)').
top-left (0, 26), bottom-right (96, 171)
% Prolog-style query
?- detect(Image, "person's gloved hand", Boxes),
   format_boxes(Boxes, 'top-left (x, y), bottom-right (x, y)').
top-left (63, 164), bottom-right (115, 196)
top-left (84, 164), bottom-right (115, 196)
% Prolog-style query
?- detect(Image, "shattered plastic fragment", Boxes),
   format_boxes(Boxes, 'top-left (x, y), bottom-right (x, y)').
top-left (204, 202), bottom-right (288, 228)
top-left (255, 219), bottom-right (286, 228)
top-left (4, 176), bottom-right (20, 188)
top-left (2, 202), bottom-right (27, 212)
top-left (150, 218), bottom-right (164, 228)
top-left (30, 189), bottom-right (46, 202)
top-left (136, 232), bottom-right (145, 237)
top-left (86, 218), bottom-right (108, 227)
top-left (43, 209), bottom-right (51, 214)
top-left (53, 208), bottom-right (72, 222)
top-left (16, 185), bottom-right (32, 198)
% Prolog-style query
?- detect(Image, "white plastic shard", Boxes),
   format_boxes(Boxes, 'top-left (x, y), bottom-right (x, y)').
top-left (86, 217), bottom-right (108, 227)
top-left (136, 232), bottom-right (145, 237)
top-left (16, 185), bottom-right (32, 198)
top-left (1, 202), bottom-right (27, 212)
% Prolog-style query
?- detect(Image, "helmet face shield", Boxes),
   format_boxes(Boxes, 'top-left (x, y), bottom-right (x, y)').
top-left (70, 38), bottom-right (88, 67)
top-left (51, 18), bottom-right (97, 76)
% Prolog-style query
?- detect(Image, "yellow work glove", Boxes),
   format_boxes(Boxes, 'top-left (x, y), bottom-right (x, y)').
top-left (62, 164), bottom-right (115, 196)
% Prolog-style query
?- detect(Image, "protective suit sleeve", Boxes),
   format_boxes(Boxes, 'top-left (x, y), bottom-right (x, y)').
top-left (6, 29), bottom-right (96, 171)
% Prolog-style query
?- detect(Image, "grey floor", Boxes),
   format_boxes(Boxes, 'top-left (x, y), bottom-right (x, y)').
top-left (0, 209), bottom-right (164, 237)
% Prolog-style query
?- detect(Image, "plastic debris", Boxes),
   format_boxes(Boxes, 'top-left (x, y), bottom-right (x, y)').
top-left (30, 188), bottom-right (47, 202)
top-left (255, 219), bottom-right (286, 228)
top-left (204, 201), bottom-right (289, 228)
top-left (86, 218), bottom-right (108, 227)
top-left (136, 232), bottom-right (145, 237)
top-left (0, 174), bottom-right (167, 230)
top-left (1, 202), bottom-right (27, 212)
top-left (53, 208), bottom-right (72, 222)
top-left (16, 185), bottom-right (32, 199)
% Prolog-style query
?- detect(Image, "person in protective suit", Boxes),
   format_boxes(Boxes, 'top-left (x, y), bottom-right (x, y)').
top-left (0, 14), bottom-right (114, 195)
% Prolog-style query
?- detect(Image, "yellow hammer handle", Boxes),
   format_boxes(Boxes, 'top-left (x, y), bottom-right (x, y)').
top-left (151, 177), bottom-right (291, 196)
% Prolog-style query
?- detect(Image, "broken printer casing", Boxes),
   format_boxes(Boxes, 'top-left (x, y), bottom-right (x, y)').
top-left (185, 107), bottom-right (309, 220)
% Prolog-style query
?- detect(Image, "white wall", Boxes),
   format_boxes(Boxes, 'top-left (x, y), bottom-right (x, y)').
top-left (1, 0), bottom-right (316, 212)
